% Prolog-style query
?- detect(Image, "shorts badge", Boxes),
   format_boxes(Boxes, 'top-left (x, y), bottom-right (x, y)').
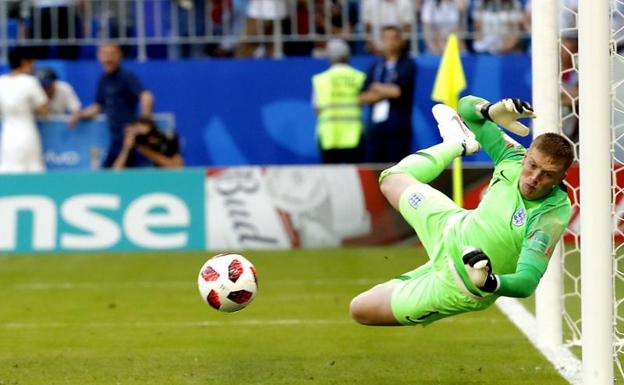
top-left (512, 207), bottom-right (526, 227)
top-left (408, 193), bottom-right (425, 209)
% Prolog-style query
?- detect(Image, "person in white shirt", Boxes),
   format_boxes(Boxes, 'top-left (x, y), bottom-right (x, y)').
top-left (421, 0), bottom-right (467, 54)
top-left (361, 0), bottom-right (415, 54)
top-left (235, 0), bottom-right (287, 57)
top-left (35, 67), bottom-right (81, 115)
top-left (472, 0), bottom-right (524, 54)
top-left (0, 47), bottom-right (49, 173)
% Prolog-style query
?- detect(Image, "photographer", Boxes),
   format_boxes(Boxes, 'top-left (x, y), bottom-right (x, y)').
top-left (112, 117), bottom-right (183, 169)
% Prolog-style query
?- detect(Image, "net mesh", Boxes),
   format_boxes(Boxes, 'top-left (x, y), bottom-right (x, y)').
top-left (558, 0), bottom-right (624, 378)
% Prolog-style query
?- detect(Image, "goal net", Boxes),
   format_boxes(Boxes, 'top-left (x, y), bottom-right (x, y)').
top-left (532, 1), bottom-right (619, 384)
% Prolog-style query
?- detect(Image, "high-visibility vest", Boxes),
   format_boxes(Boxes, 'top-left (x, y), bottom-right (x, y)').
top-left (312, 65), bottom-right (366, 150)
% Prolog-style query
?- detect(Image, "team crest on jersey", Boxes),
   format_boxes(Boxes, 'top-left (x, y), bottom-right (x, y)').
top-left (512, 207), bottom-right (526, 227)
top-left (408, 193), bottom-right (425, 209)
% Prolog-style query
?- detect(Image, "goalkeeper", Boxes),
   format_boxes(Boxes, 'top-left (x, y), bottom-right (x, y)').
top-left (350, 95), bottom-right (574, 326)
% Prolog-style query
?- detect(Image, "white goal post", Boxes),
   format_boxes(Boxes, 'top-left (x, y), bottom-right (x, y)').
top-left (531, 1), bottom-right (615, 384)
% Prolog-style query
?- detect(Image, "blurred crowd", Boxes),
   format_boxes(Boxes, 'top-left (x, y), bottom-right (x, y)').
top-left (2, 0), bottom-right (571, 59)
top-left (1, 0), bottom-right (609, 172)
top-left (0, 42), bottom-right (182, 173)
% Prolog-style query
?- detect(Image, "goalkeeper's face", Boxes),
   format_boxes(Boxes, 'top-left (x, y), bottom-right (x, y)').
top-left (519, 148), bottom-right (568, 200)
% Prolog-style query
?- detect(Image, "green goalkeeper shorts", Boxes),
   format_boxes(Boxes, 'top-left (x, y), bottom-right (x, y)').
top-left (389, 182), bottom-right (497, 325)
top-left (390, 259), bottom-right (497, 325)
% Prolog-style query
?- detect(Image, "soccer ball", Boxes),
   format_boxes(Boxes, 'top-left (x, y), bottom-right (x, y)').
top-left (197, 253), bottom-right (258, 312)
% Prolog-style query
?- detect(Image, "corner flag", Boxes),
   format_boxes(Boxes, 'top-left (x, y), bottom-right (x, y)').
top-left (431, 33), bottom-right (467, 206)
top-left (431, 33), bottom-right (466, 110)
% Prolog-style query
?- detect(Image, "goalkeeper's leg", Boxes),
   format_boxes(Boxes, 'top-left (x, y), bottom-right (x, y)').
top-left (379, 141), bottom-right (463, 212)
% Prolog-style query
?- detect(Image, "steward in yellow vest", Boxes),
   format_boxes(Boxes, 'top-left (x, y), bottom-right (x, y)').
top-left (312, 39), bottom-right (366, 163)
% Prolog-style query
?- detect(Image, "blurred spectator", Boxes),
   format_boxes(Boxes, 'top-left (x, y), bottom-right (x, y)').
top-left (170, 0), bottom-right (209, 58)
top-left (0, 47), bottom-right (49, 173)
top-left (560, 33), bottom-right (578, 142)
top-left (215, 0), bottom-right (250, 56)
top-left (69, 42), bottom-right (154, 168)
top-left (35, 67), bottom-right (81, 115)
top-left (613, 0), bottom-right (624, 51)
top-left (312, 39), bottom-right (366, 163)
top-left (27, 0), bottom-right (86, 59)
top-left (421, 0), bottom-right (467, 54)
top-left (472, 0), bottom-right (524, 54)
top-left (359, 26), bottom-right (416, 163)
top-left (235, 0), bottom-right (288, 57)
top-left (113, 117), bottom-right (183, 169)
top-left (292, 0), bottom-right (357, 56)
top-left (361, 0), bottom-right (414, 54)
top-left (85, 0), bottom-right (133, 40)
top-left (559, 0), bottom-right (578, 141)
top-left (524, 0), bottom-right (579, 141)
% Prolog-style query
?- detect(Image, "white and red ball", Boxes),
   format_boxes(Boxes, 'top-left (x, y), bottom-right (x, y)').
top-left (197, 253), bottom-right (258, 312)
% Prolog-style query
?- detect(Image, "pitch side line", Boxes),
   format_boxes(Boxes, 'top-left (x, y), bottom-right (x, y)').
top-left (496, 297), bottom-right (582, 385)
top-left (0, 319), bottom-right (353, 328)
top-left (0, 316), bottom-right (506, 329)
top-left (8, 278), bottom-right (382, 290)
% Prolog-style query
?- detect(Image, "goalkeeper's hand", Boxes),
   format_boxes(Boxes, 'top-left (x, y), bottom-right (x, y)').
top-left (462, 248), bottom-right (499, 293)
top-left (477, 98), bottom-right (535, 137)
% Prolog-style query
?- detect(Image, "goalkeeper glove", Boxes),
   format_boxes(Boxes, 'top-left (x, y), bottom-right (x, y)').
top-left (477, 98), bottom-right (535, 137)
top-left (462, 248), bottom-right (499, 293)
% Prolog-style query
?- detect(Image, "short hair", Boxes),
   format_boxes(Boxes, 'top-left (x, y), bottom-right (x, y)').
top-left (35, 67), bottom-right (58, 87)
top-left (530, 133), bottom-right (576, 170)
top-left (131, 116), bottom-right (158, 131)
top-left (327, 39), bottom-right (350, 63)
top-left (381, 25), bottom-right (402, 37)
top-left (98, 41), bottom-right (123, 55)
top-left (8, 46), bottom-right (35, 70)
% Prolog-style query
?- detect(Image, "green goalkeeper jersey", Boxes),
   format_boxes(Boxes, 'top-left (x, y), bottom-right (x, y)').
top-left (450, 96), bottom-right (572, 298)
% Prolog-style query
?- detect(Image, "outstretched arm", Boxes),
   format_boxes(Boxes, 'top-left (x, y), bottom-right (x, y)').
top-left (459, 95), bottom-right (527, 164)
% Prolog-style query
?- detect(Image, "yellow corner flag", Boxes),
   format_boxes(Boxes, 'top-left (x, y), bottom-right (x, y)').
top-left (431, 33), bottom-right (466, 110)
top-left (431, 33), bottom-right (466, 206)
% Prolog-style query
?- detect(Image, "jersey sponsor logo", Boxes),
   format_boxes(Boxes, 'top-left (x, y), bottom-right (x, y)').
top-left (512, 207), bottom-right (526, 227)
top-left (499, 170), bottom-right (511, 182)
top-left (408, 193), bottom-right (425, 209)
top-left (527, 230), bottom-right (551, 254)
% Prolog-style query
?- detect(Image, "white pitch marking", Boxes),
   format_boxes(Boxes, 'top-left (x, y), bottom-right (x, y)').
top-left (0, 319), bottom-right (352, 329)
top-left (496, 297), bottom-right (582, 385)
top-left (8, 278), bottom-right (381, 291)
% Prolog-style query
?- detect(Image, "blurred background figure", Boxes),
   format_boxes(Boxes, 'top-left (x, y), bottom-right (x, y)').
top-left (113, 117), bottom-right (183, 169)
top-left (69, 42), bottom-right (154, 168)
top-left (421, 0), bottom-right (467, 54)
top-left (471, 0), bottom-right (524, 54)
top-left (35, 67), bottom-right (81, 115)
top-left (524, 0), bottom-right (579, 141)
top-left (169, 0), bottom-right (209, 58)
top-left (359, 26), bottom-right (416, 163)
top-left (0, 47), bottom-right (49, 173)
top-left (27, 0), bottom-right (85, 59)
top-left (312, 39), bottom-right (366, 164)
top-left (235, 0), bottom-right (288, 57)
top-left (361, 0), bottom-right (414, 54)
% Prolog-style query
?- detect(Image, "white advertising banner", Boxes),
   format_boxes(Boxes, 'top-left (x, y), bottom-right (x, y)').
top-left (206, 165), bottom-right (372, 250)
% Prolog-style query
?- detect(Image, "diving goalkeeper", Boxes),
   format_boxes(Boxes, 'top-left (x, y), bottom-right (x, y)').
top-left (350, 95), bottom-right (574, 326)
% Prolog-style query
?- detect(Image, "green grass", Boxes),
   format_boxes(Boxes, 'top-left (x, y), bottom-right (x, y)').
top-left (0, 247), bottom-right (569, 385)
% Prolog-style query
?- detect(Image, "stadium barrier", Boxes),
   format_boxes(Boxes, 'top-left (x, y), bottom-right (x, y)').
top-left (19, 54), bottom-right (532, 167)
top-left (32, 113), bottom-right (176, 170)
top-left (0, 163), bottom-right (594, 254)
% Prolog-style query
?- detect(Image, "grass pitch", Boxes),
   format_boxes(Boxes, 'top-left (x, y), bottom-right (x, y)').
top-left (0, 247), bottom-right (569, 385)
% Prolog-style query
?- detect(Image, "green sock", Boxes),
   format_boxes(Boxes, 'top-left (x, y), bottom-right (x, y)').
top-left (379, 142), bottom-right (462, 184)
